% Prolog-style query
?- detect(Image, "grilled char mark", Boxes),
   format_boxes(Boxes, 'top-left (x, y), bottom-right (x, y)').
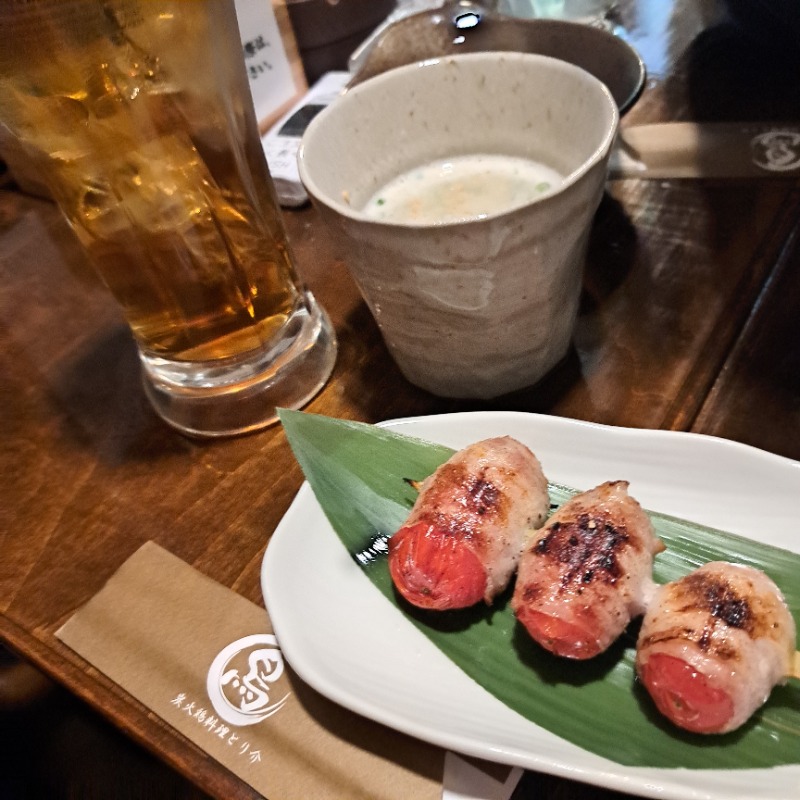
top-left (533, 513), bottom-right (633, 592)
top-left (415, 462), bottom-right (507, 541)
top-left (519, 583), bottom-right (541, 604)
top-left (465, 476), bottom-right (501, 517)
top-left (640, 572), bottom-right (764, 659)
top-left (679, 572), bottom-right (754, 632)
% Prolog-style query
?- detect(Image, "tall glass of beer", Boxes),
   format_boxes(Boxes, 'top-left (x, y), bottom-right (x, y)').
top-left (0, 0), bottom-right (336, 436)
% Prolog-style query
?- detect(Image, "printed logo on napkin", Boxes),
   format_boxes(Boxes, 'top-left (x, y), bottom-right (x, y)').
top-left (207, 633), bottom-right (289, 725)
top-left (750, 130), bottom-right (800, 172)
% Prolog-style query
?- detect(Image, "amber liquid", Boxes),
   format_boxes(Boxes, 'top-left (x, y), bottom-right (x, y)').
top-left (0, 0), bottom-right (299, 362)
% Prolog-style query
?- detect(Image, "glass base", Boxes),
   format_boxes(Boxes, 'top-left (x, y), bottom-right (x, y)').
top-left (140, 292), bottom-right (337, 438)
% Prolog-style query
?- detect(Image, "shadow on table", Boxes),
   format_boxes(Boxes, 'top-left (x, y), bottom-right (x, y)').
top-left (0, 645), bottom-right (211, 800)
top-left (49, 325), bottom-right (194, 463)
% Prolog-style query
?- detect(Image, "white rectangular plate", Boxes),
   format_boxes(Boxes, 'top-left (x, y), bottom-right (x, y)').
top-left (262, 412), bottom-right (800, 800)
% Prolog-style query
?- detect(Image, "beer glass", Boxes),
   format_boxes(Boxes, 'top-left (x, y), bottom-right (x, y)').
top-left (0, 0), bottom-right (336, 436)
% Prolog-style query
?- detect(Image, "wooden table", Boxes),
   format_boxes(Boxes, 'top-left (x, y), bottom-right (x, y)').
top-left (2, 2), bottom-right (799, 798)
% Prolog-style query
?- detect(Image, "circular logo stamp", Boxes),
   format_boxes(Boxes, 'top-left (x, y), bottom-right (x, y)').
top-left (751, 130), bottom-right (800, 172)
top-left (206, 634), bottom-right (290, 726)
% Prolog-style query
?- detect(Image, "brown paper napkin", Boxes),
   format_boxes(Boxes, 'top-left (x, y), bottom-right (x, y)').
top-left (56, 541), bottom-right (444, 800)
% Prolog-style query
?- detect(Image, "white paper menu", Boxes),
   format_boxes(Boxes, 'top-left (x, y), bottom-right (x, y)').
top-left (234, 0), bottom-right (307, 132)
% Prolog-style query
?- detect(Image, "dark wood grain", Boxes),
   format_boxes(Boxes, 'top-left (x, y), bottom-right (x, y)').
top-left (691, 219), bottom-right (800, 458)
top-left (2, 2), bottom-right (800, 798)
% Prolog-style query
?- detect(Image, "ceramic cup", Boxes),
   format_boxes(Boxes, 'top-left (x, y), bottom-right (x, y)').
top-left (299, 52), bottom-right (618, 398)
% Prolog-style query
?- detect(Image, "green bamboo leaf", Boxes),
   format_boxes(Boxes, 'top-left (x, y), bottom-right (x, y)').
top-left (278, 409), bottom-right (800, 770)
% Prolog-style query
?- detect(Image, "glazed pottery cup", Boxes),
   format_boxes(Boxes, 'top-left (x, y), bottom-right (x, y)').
top-left (299, 52), bottom-right (618, 398)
